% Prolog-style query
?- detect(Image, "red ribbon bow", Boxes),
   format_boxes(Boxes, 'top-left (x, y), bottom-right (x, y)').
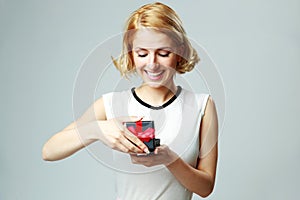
top-left (127, 126), bottom-right (155, 142)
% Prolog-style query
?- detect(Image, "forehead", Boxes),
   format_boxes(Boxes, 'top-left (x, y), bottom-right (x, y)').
top-left (132, 28), bottom-right (175, 49)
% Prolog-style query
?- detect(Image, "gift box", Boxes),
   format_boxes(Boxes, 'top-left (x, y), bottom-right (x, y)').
top-left (123, 120), bottom-right (160, 152)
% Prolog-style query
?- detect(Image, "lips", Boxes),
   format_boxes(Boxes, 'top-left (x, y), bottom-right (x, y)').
top-left (145, 70), bottom-right (164, 80)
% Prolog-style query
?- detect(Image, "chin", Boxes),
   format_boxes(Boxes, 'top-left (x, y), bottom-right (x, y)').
top-left (143, 81), bottom-right (174, 90)
top-left (143, 81), bottom-right (165, 88)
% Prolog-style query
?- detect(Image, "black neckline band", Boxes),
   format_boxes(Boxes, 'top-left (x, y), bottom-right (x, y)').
top-left (131, 86), bottom-right (182, 110)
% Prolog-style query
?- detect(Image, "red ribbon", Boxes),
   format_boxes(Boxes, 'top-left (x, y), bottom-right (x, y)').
top-left (127, 126), bottom-right (155, 142)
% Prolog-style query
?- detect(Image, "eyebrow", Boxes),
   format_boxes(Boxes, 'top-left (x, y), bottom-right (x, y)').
top-left (133, 47), bottom-right (173, 51)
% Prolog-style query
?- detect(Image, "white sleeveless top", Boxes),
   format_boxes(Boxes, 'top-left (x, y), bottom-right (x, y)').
top-left (102, 86), bottom-right (210, 200)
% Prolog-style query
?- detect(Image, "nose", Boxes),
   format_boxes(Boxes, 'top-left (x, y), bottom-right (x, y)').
top-left (148, 52), bottom-right (159, 69)
top-left (148, 52), bottom-right (157, 64)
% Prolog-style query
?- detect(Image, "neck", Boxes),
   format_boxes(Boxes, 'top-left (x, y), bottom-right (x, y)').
top-left (136, 82), bottom-right (177, 106)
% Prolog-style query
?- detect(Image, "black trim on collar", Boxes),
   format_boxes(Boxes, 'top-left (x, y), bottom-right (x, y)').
top-left (131, 86), bottom-right (182, 110)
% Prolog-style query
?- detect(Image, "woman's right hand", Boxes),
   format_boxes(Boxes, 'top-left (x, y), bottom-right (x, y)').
top-left (96, 117), bottom-right (150, 154)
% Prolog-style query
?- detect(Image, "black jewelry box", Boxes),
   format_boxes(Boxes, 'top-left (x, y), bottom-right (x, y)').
top-left (124, 120), bottom-right (160, 152)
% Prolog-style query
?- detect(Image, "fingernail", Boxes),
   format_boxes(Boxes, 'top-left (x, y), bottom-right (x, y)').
top-left (144, 148), bottom-right (150, 154)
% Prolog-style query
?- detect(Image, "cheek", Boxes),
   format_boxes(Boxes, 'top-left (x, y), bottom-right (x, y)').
top-left (134, 61), bottom-right (142, 70)
top-left (132, 53), bottom-right (139, 65)
top-left (132, 58), bottom-right (143, 74)
top-left (163, 58), bottom-right (177, 69)
top-left (133, 56), bottom-right (145, 69)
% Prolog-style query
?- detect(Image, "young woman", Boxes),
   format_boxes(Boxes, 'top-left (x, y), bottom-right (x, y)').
top-left (43, 2), bottom-right (218, 199)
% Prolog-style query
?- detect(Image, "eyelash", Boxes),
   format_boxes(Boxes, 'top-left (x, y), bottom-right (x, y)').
top-left (137, 52), bottom-right (170, 57)
top-left (159, 52), bottom-right (170, 57)
top-left (138, 54), bottom-right (147, 57)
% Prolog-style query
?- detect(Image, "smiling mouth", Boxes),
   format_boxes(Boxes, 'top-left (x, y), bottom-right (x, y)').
top-left (144, 70), bottom-right (164, 80)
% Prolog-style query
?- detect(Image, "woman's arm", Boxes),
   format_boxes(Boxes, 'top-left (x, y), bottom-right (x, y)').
top-left (166, 96), bottom-right (218, 197)
top-left (42, 98), bottom-right (106, 161)
top-left (42, 98), bottom-right (149, 161)
top-left (42, 121), bottom-right (101, 161)
top-left (130, 96), bottom-right (218, 197)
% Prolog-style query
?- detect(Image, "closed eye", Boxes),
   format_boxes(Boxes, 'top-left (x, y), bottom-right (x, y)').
top-left (158, 52), bottom-right (170, 57)
top-left (138, 54), bottom-right (148, 57)
top-left (158, 50), bottom-right (171, 57)
top-left (135, 49), bottom-right (148, 57)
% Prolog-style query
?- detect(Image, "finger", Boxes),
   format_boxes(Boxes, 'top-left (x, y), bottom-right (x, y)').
top-left (123, 128), bottom-right (150, 154)
top-left (153, 144), bottom-right (165, 154)
top-left (114, 142), bottom-right (131, 153)
top-left (130, 154), bottom-right (147, 162)
top-left (109, 133), bottom-right (134, 153)
top-left (110, 116), bottom-right (143, 132)
top-left (130, 152), bottom-right (149, 157)
top-left (130, 154), bottom-right (142, 164)
top-left (110, 116), bottom-right (149, 153)
top-left (120, 136), bottom-right (144, 153)
top-left (130, 156), bottom-right (137, 164)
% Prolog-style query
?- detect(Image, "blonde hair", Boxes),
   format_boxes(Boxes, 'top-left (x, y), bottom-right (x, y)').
top-left (113, 2), bottom-right (199, 77)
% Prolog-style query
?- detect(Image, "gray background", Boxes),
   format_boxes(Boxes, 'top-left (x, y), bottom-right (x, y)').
top-left (1, 0), bottom-right (299, 199)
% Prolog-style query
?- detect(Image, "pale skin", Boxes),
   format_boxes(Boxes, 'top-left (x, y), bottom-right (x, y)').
top-left (42, 28), bottom-right (218, 198)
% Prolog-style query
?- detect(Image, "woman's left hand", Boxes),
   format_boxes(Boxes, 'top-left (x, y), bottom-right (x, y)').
top-left (130, 145), bottom-right (178, 167)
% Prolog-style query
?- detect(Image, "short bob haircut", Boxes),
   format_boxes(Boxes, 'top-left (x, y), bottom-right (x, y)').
top-left (113, 2), bottom-right (199, 77)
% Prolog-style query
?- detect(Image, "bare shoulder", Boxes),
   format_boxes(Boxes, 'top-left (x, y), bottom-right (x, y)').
top-left (203, 96), bottom-right (217, 119)
top-left (73, 96), bottom-right (107, 121)
top-left (62, 97), bottom-right (106, 131)
top-left (200, 96), bottom-right (218, 137)
top-left (92, 97), bottom-right (107, 121)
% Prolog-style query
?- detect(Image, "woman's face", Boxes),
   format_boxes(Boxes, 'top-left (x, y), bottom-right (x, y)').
top-left (132, 28), bottom-right (180, 88)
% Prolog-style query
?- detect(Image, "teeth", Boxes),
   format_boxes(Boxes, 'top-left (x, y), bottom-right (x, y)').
top-left (146, 71), bottom-right (163, 77)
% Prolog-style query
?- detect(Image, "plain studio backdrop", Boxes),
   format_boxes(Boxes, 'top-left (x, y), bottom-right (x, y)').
top-left (0, 0), bottom-right (299, 199)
